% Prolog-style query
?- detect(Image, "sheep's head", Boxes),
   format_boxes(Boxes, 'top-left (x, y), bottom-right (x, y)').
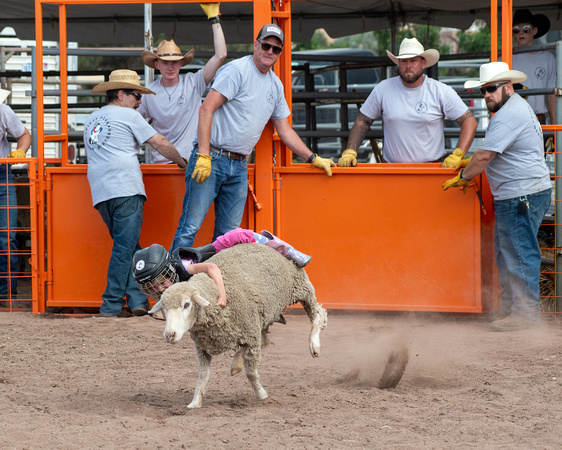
top-left (149, 282), bottom-right (211, 344)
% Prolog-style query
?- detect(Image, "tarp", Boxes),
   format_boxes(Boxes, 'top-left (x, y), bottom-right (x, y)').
top-left (1, 0), bottom-right (561, 45)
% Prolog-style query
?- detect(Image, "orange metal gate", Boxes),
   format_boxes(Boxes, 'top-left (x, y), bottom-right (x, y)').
top-left (28, 0), bottom-right (555, 315)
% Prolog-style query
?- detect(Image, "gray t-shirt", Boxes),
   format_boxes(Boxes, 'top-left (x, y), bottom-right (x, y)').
top-left (195, 55), bottom-right (291, 155)
top-left (513, 51), bottom-right (555, 116)
top-left (360, 75), bottom-right (469, 163)
top-left (480, 93), bottom-right (551, 200)
top-left (137, 70), bottom-right (208, 163)
top-left (0, 104), bottom-right (26, 158)
top-left (83, 104), bottom-right (157, 206)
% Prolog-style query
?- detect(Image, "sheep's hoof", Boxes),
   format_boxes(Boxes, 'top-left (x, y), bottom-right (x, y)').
top-left (187, 398), bottom-right (202, 409)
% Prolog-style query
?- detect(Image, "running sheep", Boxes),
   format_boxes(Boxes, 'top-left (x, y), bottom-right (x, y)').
top-left (149, 243), bottom-right (328, 409)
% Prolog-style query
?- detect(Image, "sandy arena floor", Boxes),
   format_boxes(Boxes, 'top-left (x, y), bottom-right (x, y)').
top-left (1, 309), bottom-right (561, 449)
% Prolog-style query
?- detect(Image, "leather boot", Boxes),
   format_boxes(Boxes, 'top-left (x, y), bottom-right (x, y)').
top-left (261, 230), bottom-right (312, 268)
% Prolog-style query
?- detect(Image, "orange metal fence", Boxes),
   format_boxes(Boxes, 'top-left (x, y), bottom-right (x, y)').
top-left (19, 0), bottom-right (560, 317)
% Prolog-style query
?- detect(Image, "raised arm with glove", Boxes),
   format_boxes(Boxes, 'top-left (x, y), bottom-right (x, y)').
top-left (199, 3), bottom-right (220, 23)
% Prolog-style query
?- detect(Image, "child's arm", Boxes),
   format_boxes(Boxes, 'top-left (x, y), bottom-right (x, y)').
top-left (188, 262), bottom-right (227, 308)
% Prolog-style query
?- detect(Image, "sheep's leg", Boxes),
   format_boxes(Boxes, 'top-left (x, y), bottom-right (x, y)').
top-left (300, 298), bottom-right (328, 358)
top-left (243, 348), bottom-right (268, 401)
top-left (230, 346), bottom-right (246, 376)
top-left (188, 345), bottom-right (212, 409)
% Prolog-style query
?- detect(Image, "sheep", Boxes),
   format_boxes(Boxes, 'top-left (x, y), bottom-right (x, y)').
top-left (149, 243), bottom-right (328, 409)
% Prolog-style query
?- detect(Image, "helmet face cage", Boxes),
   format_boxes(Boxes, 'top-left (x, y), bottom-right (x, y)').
top-left (138, 264), bottom-right (178, 298)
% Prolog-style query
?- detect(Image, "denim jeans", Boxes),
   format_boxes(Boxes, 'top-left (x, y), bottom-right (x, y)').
top-left (171, 150), bottom-right (248, 251)
top-left (0, 164), bottom-right (18, 300)
top-left (494, 189), bottom-right (551, 321)
top-left (95, 195), bottom-right (149, 315)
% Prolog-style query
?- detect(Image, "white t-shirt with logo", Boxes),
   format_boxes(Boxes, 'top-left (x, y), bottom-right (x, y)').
top-left (137, 70), bottom-right (208, 163)
top-left (360, 75), bottom-right (469, 163)
top-left (84, 105), bottom-right (157, 206)
top-left (194, 55), bottom-right (291, 155)
top-left (513, 51), bottom-right (555, 116)
top-left (0, 104), bottom-right (26, 158)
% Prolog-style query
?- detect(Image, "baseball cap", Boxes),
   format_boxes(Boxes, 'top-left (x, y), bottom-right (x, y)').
top-left (257, 24), bottom-right (284, 45)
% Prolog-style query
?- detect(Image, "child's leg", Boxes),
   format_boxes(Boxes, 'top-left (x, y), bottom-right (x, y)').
top-left (212, 228), bottom-right (256, 252)
top-left (259, 230), bottom-right (312, 268)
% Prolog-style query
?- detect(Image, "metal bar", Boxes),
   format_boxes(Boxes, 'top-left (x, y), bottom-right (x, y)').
top-left (556, 41), bottom-right (562, 314)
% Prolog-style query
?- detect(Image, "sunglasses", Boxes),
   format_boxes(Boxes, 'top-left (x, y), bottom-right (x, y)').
top-left (513, 25), bottom-right (532, 34)
top-left (480, 82), bottom-right (508, 95)
top-left (257, 39), bottom-right (283, 55)
top-left (122, 90), bottom-right (142, 100)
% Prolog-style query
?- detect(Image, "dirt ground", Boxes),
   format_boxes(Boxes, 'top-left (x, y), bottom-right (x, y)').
top-left (1, 309), bottom-right (561, 449)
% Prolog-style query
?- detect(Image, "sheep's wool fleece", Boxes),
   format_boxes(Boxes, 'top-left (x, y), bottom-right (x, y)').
top-left (163, 243), bottom-right (316, 359)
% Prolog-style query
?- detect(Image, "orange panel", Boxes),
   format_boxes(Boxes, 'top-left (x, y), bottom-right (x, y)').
top-left (46, 168), bottom-right (250, 307)
top-left (279, 165), bottom-right (484, 312)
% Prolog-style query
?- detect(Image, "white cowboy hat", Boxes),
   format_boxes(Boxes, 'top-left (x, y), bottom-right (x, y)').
top-left (0, 88), bottom-right (10, 104)
top-left (386, 37), bottom-right (440, 68)
top-left (141, 40), bottom-right (195, 69)
top-left (464, 62), bottom-right (527, 89)
top-left (91, 69), bottom-right (155, 94)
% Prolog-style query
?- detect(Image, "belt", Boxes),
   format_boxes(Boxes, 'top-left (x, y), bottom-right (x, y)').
top-left (209, 145), bottom-right (245, 161)
top-left (537, 113), bottom-right (546, 122)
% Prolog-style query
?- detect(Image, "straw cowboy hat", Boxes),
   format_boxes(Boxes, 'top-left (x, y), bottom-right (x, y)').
top-left (141, 40), bottom-right (195, 69)
top-left (91, 69), bottom-right (155, 94)
top-left (0, 88), bottom-right (11, 104)
top-left (386, 37), bottom-right (440, 68)
top-left (464, 62), bottom-right (527, 89)
top-left (513, 8), bottom-right (550, 39)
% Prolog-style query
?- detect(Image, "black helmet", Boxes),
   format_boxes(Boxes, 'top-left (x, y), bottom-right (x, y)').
top-left (132, 244), bottom-right (178, 298)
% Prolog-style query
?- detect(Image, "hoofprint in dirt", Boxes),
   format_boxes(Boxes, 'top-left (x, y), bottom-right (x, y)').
top-left (0, 311), bottom-right (561, 449)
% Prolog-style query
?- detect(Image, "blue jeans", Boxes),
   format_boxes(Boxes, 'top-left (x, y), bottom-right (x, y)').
top-left (171, 150), bottom-right (248, 251)
top-left (95, 195), bottom-right (149, 315)
top-left (0, 164), bottom-right (18, 300)
top-left (494, 189), bottom-right (551, 321)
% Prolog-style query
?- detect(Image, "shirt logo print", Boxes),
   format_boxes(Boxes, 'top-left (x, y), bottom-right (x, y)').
top-left (415, 101), bottom-right (428, 114)
top-left (535, 66), bottom-right (546, 80)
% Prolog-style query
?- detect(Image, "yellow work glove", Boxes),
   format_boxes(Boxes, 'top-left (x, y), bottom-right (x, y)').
top-left (311, 154), bottom-right (335, 177)
top-left (8, 149), bottom-right (26, 159)
top-left (453, 156), bottom-right (471, 170)
top-left (338, 149), bottom-right (357, 167)
top-left (442, 169), bottom-right (471, 193)
top-left (191, 153), bottom-right (212, 184)
top-left (200, 3), bottom-right (220, 21)
top-left (545, 137), bottom-right (555, 153)
top-left (178, 157), bottom-right (188, 170)
top-left (442, 148), bottom-right (464, 168)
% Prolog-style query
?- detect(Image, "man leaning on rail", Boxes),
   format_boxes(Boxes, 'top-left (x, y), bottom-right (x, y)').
top-left (337, 37), bottom-right (477, 167)
top-left (443, 62), bottom-right (551, 332)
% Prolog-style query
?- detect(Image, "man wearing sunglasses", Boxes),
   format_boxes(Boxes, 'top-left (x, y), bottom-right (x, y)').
top-left (443, 62), bottom-right (551, 332)
top-left (512, 8), bottom-right (555, 125)
top-left (84, 69), bottom-right (187, 318)
top-left (338, 37), bottom-right (477, 168)
top-left (170, 23), bottom-right (335, 251)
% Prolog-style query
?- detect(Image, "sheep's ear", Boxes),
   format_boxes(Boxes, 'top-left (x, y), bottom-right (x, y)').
top-left (192, 293), bottom-right (211, 308)
top-left (149, 301), bottom-right (163, 314)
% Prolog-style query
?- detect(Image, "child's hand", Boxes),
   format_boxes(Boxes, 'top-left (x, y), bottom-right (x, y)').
top-left (218, 295), bottom-right (227, 308)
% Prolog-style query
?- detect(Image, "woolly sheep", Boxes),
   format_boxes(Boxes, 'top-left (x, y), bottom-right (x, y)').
top-left (149, 243), bottom-right (328, 408)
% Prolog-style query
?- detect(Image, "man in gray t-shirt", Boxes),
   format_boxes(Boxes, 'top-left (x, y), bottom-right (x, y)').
top-left (443, 62), bottom-right (551, 332)
top-left (84, 69), bottom-right (186, 317)
top-left (170, 24), bottom-right (335, 251)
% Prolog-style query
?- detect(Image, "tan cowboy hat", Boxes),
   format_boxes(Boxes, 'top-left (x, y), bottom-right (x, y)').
top-left (141, 40), bottom-right (195, 69)
top-left (464, 62), bottom-right (527, 89)
top-left (91, 69), bottom-right (155, 94)
top-left (386, 37), bottom-right (440, 68)
top-left (0, 88), bottom-right (10, 104)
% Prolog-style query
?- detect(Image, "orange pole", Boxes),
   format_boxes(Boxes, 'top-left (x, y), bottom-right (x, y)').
top-left (59, 3), bottom-right (69, 166)
top-left (490, 0), bottom-right (498, 61)
top-left (502, 0), bottom-right (513, 67)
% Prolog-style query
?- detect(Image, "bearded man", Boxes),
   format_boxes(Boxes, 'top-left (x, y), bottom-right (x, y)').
top-left (443, 62), bottom-right (551, 332)
top-left (338, 37), bottom-right (477, 166)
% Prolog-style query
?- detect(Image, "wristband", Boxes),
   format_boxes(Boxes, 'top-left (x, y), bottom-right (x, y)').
top-left (307, 153), bottom-right (316, 164)
top-left (209, 16), bottom-right (221, 24)
top-left (459, 169), bottom-right (471, 181)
